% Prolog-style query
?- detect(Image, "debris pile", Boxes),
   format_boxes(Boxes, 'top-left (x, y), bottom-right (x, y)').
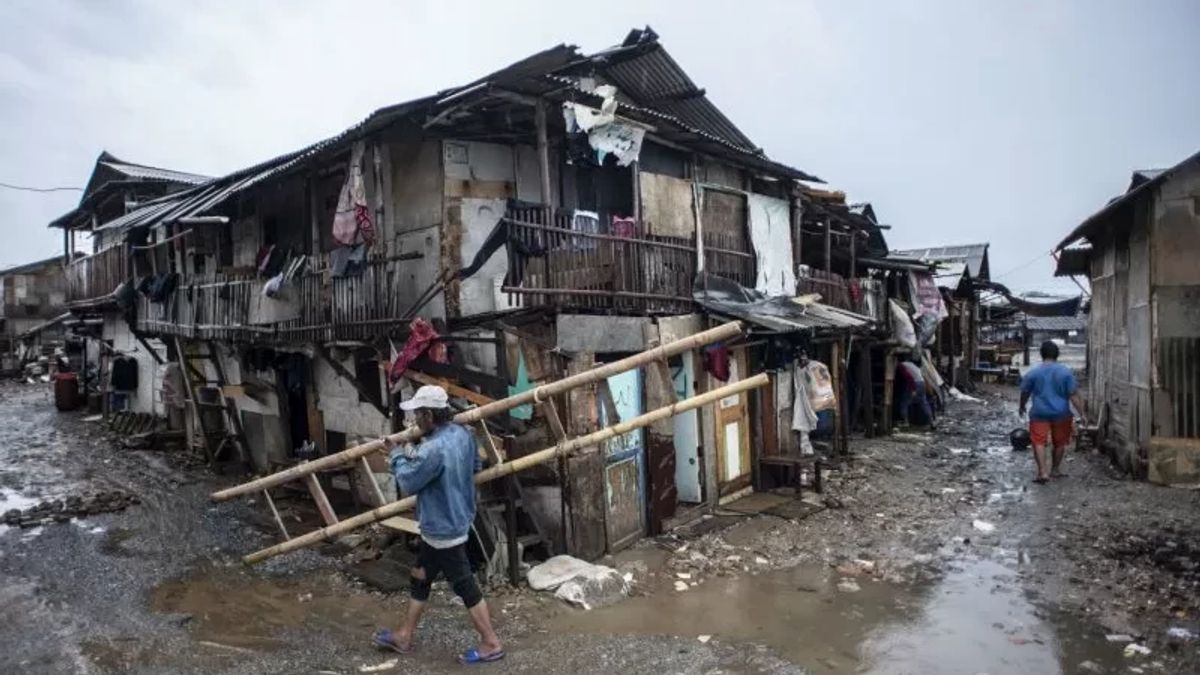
top-left (527, 555), bottom-right (629, 610)
top-left (2, 490), bottom-right (140, 527)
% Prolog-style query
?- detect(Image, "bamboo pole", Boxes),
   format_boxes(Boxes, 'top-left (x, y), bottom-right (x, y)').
top-left (210, 320), bottom-right (744, 502)
top-left (242, 373), bottom-right (768, 565)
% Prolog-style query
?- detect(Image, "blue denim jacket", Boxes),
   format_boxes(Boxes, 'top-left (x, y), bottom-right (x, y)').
top-left (388, 423), bottom-right (480, 541)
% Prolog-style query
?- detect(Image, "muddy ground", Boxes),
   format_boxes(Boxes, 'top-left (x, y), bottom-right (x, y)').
top-left (1, 380), bottom-right (1198, 674)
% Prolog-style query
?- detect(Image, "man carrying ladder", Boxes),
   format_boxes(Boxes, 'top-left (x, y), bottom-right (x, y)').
top-left (372, 385), bottom-right (504, 664)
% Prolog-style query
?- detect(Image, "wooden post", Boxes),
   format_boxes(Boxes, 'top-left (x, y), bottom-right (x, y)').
top-left (535, 99), bottom-right (552, 209)
top-left (859, 343), bottom-right (875, 437)
top-left (883, 348), bottom-right (897, 432)
top-left (823, 220), bottom-right (833, 274)
top-left (241, 374), bottom-right (770, 565)
top-left (211, 321), bottom-right (744, 502)
top-left (849, 230), bottom-right (858, 281)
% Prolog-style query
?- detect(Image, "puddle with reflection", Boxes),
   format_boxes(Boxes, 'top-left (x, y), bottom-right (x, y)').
top-left (553, 557), bottom-right (1126, 674)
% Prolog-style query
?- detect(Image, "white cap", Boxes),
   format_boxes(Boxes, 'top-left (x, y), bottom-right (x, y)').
top-left (399, 384), bottom-right (450, 411)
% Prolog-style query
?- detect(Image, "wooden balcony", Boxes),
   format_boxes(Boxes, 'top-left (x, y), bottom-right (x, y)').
top-left (66, 246), bottom-right (127, 307)
top-left (501, 208), bottom-right (754, 315)
top-left (135, 253), bottom-right (420, 343)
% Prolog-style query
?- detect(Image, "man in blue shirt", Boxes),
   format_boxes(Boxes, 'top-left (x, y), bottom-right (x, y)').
top-left (373, 385), bottom-right (504, 664)
top-left (1019, 341), bottom-right (1087, 484)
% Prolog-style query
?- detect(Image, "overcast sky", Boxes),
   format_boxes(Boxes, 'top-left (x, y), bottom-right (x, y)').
top-left (1, 0), bottom-right (1197, 292)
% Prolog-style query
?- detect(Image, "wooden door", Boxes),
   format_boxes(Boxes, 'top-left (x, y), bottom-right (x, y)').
top-left (601, 369), bottom-right (645, 551)
top-left (714, 348), bottom-right (752, 494)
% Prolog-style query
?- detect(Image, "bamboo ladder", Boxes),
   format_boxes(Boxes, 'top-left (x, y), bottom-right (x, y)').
top-left (175, 337), bottom-right (249, 465)
top-left (210, 321), bottom-right (749, 565)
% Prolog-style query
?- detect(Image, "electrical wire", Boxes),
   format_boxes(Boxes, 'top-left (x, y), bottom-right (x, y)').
top-left (992, 250), bottom-right (1053, 280)
top-left (0, 181), bottom-right (82, 193)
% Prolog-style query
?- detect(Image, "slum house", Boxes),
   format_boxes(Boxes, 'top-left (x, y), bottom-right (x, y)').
top-left (50, 152), bottom-right (211, 415)
top-left (1054, 150), bottom-right (1200, 485)
top-left (891, 243), bottom-right (991, 389)
top-left (0, 255), bottom-right (71, 374)
top-left (65, 28), bottom-right (891, 560)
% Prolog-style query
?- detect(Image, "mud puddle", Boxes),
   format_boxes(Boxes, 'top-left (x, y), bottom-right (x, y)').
top-left (149, 566), bottom-right (394, 652)
top-left (554, 557), bottom-right (1127, 674)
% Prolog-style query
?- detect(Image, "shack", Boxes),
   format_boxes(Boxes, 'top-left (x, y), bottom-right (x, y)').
top-left (47, 28), bottom-right (904, 561)
top-left (0, 255), bottom-right (71, 373)
top-left (1055, 150), bottom-right (1200, 484)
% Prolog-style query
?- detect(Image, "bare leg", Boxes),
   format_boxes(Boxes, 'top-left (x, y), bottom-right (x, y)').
top-left (1051, 445), bottom-right (1067, 477)
top-left (1031, 444), bottom-right (1050, 482)
top-left (467, 600), bottom-right (503, 656)
top-left (394, 567), bottom-right (428, 650)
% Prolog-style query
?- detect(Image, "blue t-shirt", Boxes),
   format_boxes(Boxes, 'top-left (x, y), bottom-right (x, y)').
top-left (1020, 362), bottom-right (1077, 421)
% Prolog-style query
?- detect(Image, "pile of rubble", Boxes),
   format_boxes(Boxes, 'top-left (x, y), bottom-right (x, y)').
top-left (2, 490), bottom-right (140, 528)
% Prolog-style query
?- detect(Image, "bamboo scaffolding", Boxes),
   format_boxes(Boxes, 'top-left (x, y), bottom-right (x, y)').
top-left (243, 373), bottom-right (768, 564)
top-left (210, 320), bottom-right (744, 502)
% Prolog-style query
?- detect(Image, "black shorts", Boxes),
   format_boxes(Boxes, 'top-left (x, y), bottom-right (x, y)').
top-left (412, 540), bottom-right (482, 607)
top-left (415, 540), bottom-right (473, 583)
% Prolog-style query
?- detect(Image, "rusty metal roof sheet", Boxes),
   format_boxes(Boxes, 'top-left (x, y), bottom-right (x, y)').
top-left (693, 272), bottom-right (873, 334)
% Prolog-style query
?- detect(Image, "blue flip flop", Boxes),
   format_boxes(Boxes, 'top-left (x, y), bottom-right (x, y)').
top-left (373, 629), bottom-right (412, 654)
top-left (458, 647), bottom-right (505, 664)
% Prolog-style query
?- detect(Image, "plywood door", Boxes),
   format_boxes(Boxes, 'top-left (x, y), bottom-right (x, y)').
top-left (601, 369), bottom-right (645, 551)
top-left (714, 348), bottom-right (752, 494)
top-left (671, 352), bottom-right (702, 503)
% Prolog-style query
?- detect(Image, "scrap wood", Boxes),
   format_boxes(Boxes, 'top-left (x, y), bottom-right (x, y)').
top-left (404, 369), bottom-right (495, 407)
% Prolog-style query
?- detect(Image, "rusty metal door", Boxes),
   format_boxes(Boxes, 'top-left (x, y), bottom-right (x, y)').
top-left (601, 368), bottom-right (645, 551)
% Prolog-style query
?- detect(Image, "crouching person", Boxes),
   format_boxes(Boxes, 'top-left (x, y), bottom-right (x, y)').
top-left (373, 385), bottom-right (504, 664)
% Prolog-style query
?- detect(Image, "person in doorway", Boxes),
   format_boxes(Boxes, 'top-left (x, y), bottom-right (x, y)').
top-left (372, 385), bottom-right (504, 664)
top-left (1019, 340), bottom-right (1086, 484)
top-left (895, 356), bottom-right (935, 429)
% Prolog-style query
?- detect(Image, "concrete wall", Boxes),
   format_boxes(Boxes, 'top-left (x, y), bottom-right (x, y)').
top-left (102, 315), bottom-right (166, 415)
top-left (313, 350), bottom-right (390, 444)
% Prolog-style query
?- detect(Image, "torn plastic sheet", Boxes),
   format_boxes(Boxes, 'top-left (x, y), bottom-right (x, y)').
top-left (563, 99), bottom-right (646, 167)
top-left (588, 122), bottom-right (645, 166)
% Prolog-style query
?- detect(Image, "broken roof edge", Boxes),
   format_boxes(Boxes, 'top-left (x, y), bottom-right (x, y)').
top-left (1055, 148), bottom-right (1200, 251)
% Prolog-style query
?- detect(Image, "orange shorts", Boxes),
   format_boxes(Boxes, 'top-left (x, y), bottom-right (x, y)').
top-left (1030, 418), bottom-right (1073, 449)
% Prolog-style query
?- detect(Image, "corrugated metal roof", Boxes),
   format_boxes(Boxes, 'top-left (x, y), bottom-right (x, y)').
top-left (96, 28), bottom-right (822, 235)
top-left (1025, 315), bottom-right (1086, 332)
top-left (693, 272), bottom-right (872, 334)
top-left (96, 97), bottom-right (435, 233)
top-left (891, 243), bottom-right (990, 280)
top-left (600, 40), bottom-right (758, 153)
top-left (0, 254), bottom-right (65, 276)
top-left (1057, 149), bottom-right (1200, 250)
top-left (98, 159), bottom-right (210, 186)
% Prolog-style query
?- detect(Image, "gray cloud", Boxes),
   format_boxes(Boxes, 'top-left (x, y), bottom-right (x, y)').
top-left (2, 0), bottom-right (1197, 294)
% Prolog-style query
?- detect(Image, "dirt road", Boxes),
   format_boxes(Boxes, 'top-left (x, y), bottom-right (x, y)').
top-left (1, 381), bottom-right (1197, 674)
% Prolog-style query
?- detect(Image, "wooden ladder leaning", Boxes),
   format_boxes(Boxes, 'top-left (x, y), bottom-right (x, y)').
top-left (174, 337), bottom-right (249, 466)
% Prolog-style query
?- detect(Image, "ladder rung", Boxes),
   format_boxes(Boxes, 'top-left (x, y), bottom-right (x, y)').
top-left (380, 515), bottom-right (420, 534)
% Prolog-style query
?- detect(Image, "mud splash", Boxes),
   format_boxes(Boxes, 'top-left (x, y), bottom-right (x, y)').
top-left (553, 557), bottom-right (1126, 674)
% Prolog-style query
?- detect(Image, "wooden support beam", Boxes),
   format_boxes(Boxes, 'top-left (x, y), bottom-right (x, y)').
top-left (134, 334), bottom-right (165, 365)
top-left (405, 369), bottom-right (496, 407)
top-left (263, 490), bottom-right (290, 540)
top-left (535, 99), bottom-right (553, 208)
top-left (304, 474), bottom-right (338, 526)
top-left (211, 321), bottom-right (744, 502)
top-left (358, 457), bottom-right (387, 507)
top-left (380, 516), bottom-right (420, 534)
top-left (241, 374), bottom-right (769, 564)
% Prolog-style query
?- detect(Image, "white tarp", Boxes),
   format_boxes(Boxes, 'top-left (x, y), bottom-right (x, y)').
top-left (748, 194), bottom-right (796, 297)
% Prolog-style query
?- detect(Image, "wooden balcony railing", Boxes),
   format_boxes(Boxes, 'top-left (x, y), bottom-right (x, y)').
top-left (135, 253), bottom-right (421, 342)
top-left (502, 208), bottom-right (754, 314)
top-left (66, 246), bottom-right (127, 306)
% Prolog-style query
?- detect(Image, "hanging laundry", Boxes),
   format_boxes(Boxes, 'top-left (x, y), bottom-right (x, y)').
top-left (148, 273), bottom-right (178, 303)
top-left (791, 361), bottom-right (818, 455)
top-left (331, 141), bottom-right (377, 247)
top-left (387, 318), bottom-right (440, 384)
top-left (262, 273), bottom-right (284, 298)
top-left (702, 343), bottom-right (730, 382)
top-left (805, 360), bottom-right (836, 412)
top-left (330, 244), bottom-right (367, 277)
top-left (110, 356), bottom-right (139, 392)
top-left (611, 215), bottom-right (636, 238)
